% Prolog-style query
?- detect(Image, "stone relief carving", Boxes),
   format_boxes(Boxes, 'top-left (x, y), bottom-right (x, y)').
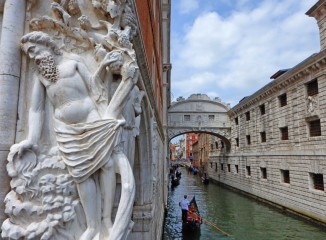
top-left (2, 1), bottom-right (141, 240)
top-left (307, 95), bottom-right (317, 113)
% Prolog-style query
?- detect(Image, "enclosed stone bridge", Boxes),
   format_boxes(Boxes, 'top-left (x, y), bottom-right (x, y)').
top-left (167, 94), bottom-right (232, 148)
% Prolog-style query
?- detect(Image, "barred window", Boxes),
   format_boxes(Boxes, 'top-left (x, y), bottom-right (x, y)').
top-left (246, 135), bottom-right (251, 145)
top-left (245, 111), bottom-right (250, 121)
top-left (261, 167), bottom-right (267, 179)
top-left (278, 93), bottom-right (287, 107)
top-left (209, 115), bottom-right (215, 121)
top-left (310, 173), bottom-right (324, 191)
top-left (184, 115), bottom-right (190, 121)
top-left (309, 119), bottom-right (321, 137)
top-left (281, 170), bottom-right (290, 184)
top-left (307, 79), bottom-right (318, 96)
top-left (280, 127), bottom-right (288, 140)
top-left (235, 117), bottom-right (239, 125)
top-left (246, 166), bottom-right (251, 176)
top-left (259, 104), bottom-right (265, 115)
top-left (260, 132), bottom-right (266, 143)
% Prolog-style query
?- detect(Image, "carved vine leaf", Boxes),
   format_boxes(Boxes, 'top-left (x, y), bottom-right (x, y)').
top-left (2, 148), bottom-right (79, 240)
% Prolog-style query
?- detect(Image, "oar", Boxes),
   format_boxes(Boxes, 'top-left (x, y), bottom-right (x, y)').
top-left (188, 211), bottom-right (231, 237)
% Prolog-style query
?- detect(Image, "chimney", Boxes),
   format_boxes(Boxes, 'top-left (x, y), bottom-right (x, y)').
top-left (307, 0), bottom-right (326, 51)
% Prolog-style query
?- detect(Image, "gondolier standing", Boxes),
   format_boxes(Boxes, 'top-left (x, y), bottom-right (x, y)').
top-left (179, 195), bottom-right (190, 223)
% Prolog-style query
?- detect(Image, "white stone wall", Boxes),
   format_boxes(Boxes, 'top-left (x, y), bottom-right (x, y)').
top-left (208, 51), bottom-right (326, 224)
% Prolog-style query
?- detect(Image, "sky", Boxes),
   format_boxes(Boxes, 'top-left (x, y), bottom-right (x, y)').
top-left (170, 0), bottom-right (320, 107)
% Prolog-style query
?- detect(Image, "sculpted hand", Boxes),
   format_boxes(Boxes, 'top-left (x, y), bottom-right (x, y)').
top-left (9, 140), bottom-right (37, 158)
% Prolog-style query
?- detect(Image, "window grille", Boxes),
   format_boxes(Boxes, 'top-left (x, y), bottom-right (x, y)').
top-left (246, 135), bottom-right (251, 145)
top-left (259, 104), bottom-right (265, 115)
top-left (246, 166), bottom-right (251, 176)
top-left (280, 127), bottom-right (288, 140)
top-left (245, 111), bottom-right (250, 121)
top-left (281, 170), bottom-right (290, 183)
top-left (309, 119), bottom-right (321, 137)
top-left (311, 173), bottom-right (324, 191)
top-left (279, 93), bottom-right (287, 107)
top-left (307, 79), bottom-right (318, 96)
top-left (260, 132), bottom-right (266, 143)
top-left (184, 115), bottom-right (190, 121)
top-left (261, 167), bottom-right (267, 179)
top-left (209, 115), bottom-right (215, 121)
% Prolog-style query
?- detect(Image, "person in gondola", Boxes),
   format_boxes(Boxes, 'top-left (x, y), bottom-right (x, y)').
top-left (179, 195), bottom-right (190, 223)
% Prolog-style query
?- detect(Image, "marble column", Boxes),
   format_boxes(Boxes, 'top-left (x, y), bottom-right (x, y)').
top-left (0, 0), bottom-right (26, 223)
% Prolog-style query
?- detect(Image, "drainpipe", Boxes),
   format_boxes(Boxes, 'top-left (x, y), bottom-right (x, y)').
top-left (0, 0), bottom-right (26, 224)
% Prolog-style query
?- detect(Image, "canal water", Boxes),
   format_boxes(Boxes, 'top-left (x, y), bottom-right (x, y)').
top-left (163, 167), bottom-right (326, 240)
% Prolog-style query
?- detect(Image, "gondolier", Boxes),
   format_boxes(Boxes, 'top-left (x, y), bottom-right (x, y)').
top-left (179, 195), bottom-right (190, 223)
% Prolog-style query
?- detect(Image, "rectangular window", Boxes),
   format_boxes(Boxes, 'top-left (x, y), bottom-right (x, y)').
top-left (184, 115), bottom-right (190, 121)
top-left (215, 141), bottom-right (218, 149)
top-left (281, 170), bottom-right (290, 184)
top-left (209, 115), bottom-right (215, 121)
top-left (280, 127), bottom-right (289, 140)
top-left (307, 79), bottom-right (318, 96)
top-left (245, 111), bottom-right (250, 121)
top-left (278, 93), bottom-right (287, 107)
top-left (259, 104), bottom-right (266, 115)
top-left (220, 163), bottom-right (223, 171)
top-left (221, 141), bottom-right (224, 149)
top-left (309, 119), bottom-right (321, 137)
top-left (235, 117), bottom-right (239, 125)
top-left (210, 162), bottom-right (213, 168)
top-left (260, 131), bottom-right (266, 143)
top-left (235, 138), bottom-right (239, 147)
top-left (235, 165), bottom-right (239, 174)
top-left (246, 166), bottom-right (251, 176)
top-left (210, 144), bottom-right (214, 150)
top-left (310, 173), bottom-right (324, 191)
top-left (227, 164), bottom-right (231, 172)
top-left (215, 163), bottom-right (218, 172)
top-left (261, 167), bottom-right (267, 179)
top-left (246, 135), bottom-right (251, 145)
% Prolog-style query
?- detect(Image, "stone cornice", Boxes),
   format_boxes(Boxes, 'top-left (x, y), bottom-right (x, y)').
top-left (306, 0), bottom-right (326, 19)
top-left (229, 50), bottom-right (326, 117)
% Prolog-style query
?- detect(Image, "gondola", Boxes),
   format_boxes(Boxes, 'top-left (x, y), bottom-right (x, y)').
top-left (182, 196), bottom-right (202, 231)
top-left (176, 170), bottom-right (182, 179)
top-left (201, 176), bottom-right (209, 185)
top-left (171, 177), bottom-right (180, 187)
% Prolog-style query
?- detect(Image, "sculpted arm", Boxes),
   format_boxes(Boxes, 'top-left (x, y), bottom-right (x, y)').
top-left (10, 78), bottom-right (45, 157)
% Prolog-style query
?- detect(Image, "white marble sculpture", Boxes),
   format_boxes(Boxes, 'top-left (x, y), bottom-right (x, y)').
top-left (2, 1), bottom-right (140, 239)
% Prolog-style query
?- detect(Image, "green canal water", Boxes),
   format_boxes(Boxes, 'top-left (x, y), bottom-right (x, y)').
top-left (163, 168), bottom-right (326, 240)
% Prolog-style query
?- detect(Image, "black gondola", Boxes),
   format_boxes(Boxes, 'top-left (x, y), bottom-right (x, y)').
top-left (176, 170), bottom-right (182, 179)
top-left (171, 177), bottom-right (180, 187)
top-left (182, 196), bottom-right (202, 231)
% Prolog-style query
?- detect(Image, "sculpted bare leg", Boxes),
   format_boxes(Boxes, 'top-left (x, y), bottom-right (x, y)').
top-left (100, 160), bottom-right (116, 237)
top-left (108, 150), bottom-right (135, 240)
top-left (77, 177), bottom-right (100, 240)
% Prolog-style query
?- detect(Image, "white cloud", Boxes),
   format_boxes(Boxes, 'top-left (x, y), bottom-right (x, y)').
top-left (178, 0), bottom-right (199, 14)
top-left (171, 0), bottom-right (319, 105)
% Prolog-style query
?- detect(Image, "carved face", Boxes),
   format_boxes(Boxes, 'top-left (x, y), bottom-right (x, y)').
top-left (22, 42), bottom-right (51, 61)
top-left (107, 1), bottom-right (119, 18)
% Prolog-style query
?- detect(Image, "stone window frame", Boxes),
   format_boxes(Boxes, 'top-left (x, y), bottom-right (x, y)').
top-left (184, 115), bottom-right (190, 121)
top-left (208, 115), bottom-right (215, 121)
top-left (235, 165), bottom-right (239, 174)
top-left (278, 93), bottom-right (287, 107)
top-left (235, 138), bottom-right (239, 147)
top-left (280, 169), bottom-right (290, 184)
top-left (308, 119), bottom-right (321, 137)
top-left (260, 167), bottom-right (267, 179)
top-left (309, 173), bottom-right (324, 191)
top-left (246, 166), bottom-right (251, 177)
top-left (227, 164), bottom-right (231, 172)
top-left (259, 104), bottom-right (266, 115)
top-left (246, 135), bottom-right (251, 145)
top-left (260, 131), bottom-right (266, 143)
top-left (245, 111), bottom-right (250, 121)
top-left (306, 79), bottom-right (319, 97)
top-left (280, 127), bottom-right (289, 140)
top-left (235, 117), bottom-right (239, 125)
top-left (220, 163), bottom-right (223, 171)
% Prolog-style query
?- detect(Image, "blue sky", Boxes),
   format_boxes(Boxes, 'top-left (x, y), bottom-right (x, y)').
top-left (170, 0), bottom-right (320, 107)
